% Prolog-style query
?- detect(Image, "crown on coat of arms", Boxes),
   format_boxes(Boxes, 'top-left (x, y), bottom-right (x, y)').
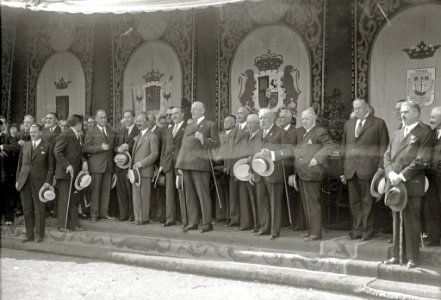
top-left (254, 49), bottom-right (284, 72)
top-left (143, 70), bottom-right (163, 83)
top-left (54, 77), bottom-right (71, 89)
top-left (402, 41), bottom-right (441, 59)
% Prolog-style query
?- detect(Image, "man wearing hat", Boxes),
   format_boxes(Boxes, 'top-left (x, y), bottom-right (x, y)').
top-left (251, 109), bottom-right (288, 240)
top-left (15, 124), bottom-right (54, 242)
top-left (341, 98), bottom-right (389, 241)
top-left (424, 106), bottom-right (441, 247)
top-left (295, 107), bottom-right (334, 241)
top-left (176, 101), bottom-right (220, 233)
top-left (54, 114), bottom-right (88, 232)
top-left (83, 109), bottom-right (116, 222)
top-left (384, 101), bottom-right (432, 268)
top-left (131, 112), bottom-right (159, 225)
top-left (114, 110), bottom-right (139, 222)
top-left (160, 107), bottom-right (187, 227)
top-left (225, 106), bottom-right (250, 228)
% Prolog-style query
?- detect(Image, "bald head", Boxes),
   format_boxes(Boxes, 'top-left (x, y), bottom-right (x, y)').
top-left (429, 106), bottom-right (441, 130)
top-left (191, 101), bottom-right (206, 120)
top-left (247, 114), bottom-right (260, 133)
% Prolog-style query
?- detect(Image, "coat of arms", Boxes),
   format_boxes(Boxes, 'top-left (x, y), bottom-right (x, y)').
top-left (237, 49), bottom-right (301, 115)
top-left (406, 68), bottom-right (435, 107)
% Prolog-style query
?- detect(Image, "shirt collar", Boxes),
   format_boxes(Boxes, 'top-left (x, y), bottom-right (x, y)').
top-left (196, 116), bottom-right (205, 125)
top-left (239, 122), bottom-right (247, 130)
top-left (33, 139), bottom-right (41, 146)
top-left (150, 125), bottom-right (157, 132)
top-left (284, 124), bottom-right (291, 131)
top-left (263, 123), bottom-right (274, 134)
top-left (175, 121), bottom-right (184, 130)
top-left (250, 129), bottom-right (260, 138)
top-left (306, 123), bottom-right (316, 133)
top-left (405, 122), bottom-right (419, 132)
top-left (358, 112), bottom-right (369, 121)
top-left (127, 123), bottom-right (135, 132)
top-left (97, 124), bottom-right (105, 131)
top-left (225, 129), bottom-right (233, 135)
top-left (141, 128), bottom-right (149, 136)
top-left (70, 127), bottom-right (79, 137)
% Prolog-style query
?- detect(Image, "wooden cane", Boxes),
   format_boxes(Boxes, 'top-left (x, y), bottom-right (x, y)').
top-left (281, 160), bottom-right (293, 225)
top-left (64, 173), bottom-right (74, 229)
top-left (208, 150), bottom-right (222, 209)
top-left (399, 211), bottom-right (403, 265)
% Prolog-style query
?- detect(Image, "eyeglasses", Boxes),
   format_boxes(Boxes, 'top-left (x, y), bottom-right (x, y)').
top-left (166, 114), bottom-right (172, 116)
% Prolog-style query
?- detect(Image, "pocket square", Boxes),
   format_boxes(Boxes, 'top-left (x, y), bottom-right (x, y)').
top-left (41, 151), bottom-right (46, 154)
top-left (307, 139), bottom-right (312, 144)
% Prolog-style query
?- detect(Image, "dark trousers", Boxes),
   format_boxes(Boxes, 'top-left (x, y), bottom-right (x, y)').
top-left (256, 181), bottom-right (283, 235)
top-left (0, 180), bottom-right (14, 222)
top-left (164, 169), bottom-right (179, 224)
top-left (57, 179), bottom-right (79, 229)
top-left (214, 173), bottom-right (229, 221)
top-left (229, 176), bottom-right (240, 225)
top-left (116, 170), bottom-right (133, 220)
top-left (182, 170), bottom-right (211, 226)
top-left (21, 179), bottom-right (46, 239)
top-left (392, 196), bottom-right (422, 262)
top-left (238, 181), bottom-right (253, 229)
top-left (348, 174), bottom-right (375, 237)
top-left (424, 174), bottom-right (441, 244)
top-left (299, 179), bottom-right (322, 238)
top-left (246, 182), bottom-right (259, 230)
top-left (90, 172), bottom-right (112, 219)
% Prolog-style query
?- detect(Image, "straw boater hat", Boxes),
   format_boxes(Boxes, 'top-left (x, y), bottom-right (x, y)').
top-left (370, 172), bottom-right (387, 199)
top-left (384, 182), bottom-right (408, 212)
top-left (288, 174), bottom-right (299, 192)
top-left (74, 170), bottom-right (92, 191)
top-left (114, 151), bottom-right (132, 169)
top-left (127, 167), bottom-right (141, 187)
top-left (175, 172), bottom-right (183, 190)
top-left (39, 185), bottom-right (56, 203)
top-left (251, 151), bottom-right (274, 177)
top-left (233, 158), bottom-right (251, 181)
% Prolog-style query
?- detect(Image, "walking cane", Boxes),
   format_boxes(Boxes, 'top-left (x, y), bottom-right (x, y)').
top-left (281, 160), bottom-right (293, 226)
top-left (64, 172), bottom-right (74, 230)
top-left (399, 211), bottom-right (403, 265)
top-left (207, 150), bottom-right (223, 209)
top-left (179, 170), bottom-right (188, 226)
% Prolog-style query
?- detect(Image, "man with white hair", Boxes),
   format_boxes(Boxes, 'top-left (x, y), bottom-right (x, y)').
top-left (17, 115), bottom-right (35, 146)
top-left (176, 101), bottom-right (219, 233)
top-left (294, 107), bottom-right (334, 241)
top-left (424, 106), bottom-right (441, 247)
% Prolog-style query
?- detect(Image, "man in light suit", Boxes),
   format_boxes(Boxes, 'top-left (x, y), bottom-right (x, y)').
top-left (115, 110), bottom-right (140, 222)
top-left (54, 114), bottom-right (88, 231)
top-left (131, 112), bottom-right (159, 225)
top-left (225, 106), bottom-right (250, 228)
top-left (424, 106), bottom-right (441, 246)
top-left (341, 98), bottom-right (389, 240)
top-left (295, 107), bottom-right (334, 241)
top-left (16, 124), bottom-right (54, 242)
top-left (384, 101), bottom-right (432, 268)
top-left (83, 110), bottom-right (116, 222)
top-left (253, 109), bottom-right (288, 240)
top-left (176, 101), bottom-right (219, 233)
top-left (160, 107), bottom-right (186, 226)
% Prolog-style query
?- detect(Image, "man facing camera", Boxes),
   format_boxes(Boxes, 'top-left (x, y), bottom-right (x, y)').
top-left (83, 110), bottom-right (116, 222)
top-left (16, 124), bottom-right (54, 242)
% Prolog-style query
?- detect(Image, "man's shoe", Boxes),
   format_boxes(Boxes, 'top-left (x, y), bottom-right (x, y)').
top-left (254, 231), bottom-right (269, 236)
top-left (91, 218), bottom-right (97, 223)
top-left (36, 237), bottom-right (43, 243)
top-left (304, 235), bottom-right (321, 241)
top-left (348, 233), bottom-right (362, 240)
top-left (74, 227), bottom-right (84, 231)
top-left (182, 224), bottom-right (198, 232)
top-left (301, 232), bottom-right (310, 238)
top-left (270, 234), bottom-right (280, 240)
top-left (200, 224), bottom-right (213, 233)
top-left (361, 235), bottom-right (372, 241)
top-left (289, 225), bottom-right (301, 232)
top-left (383, 257), bottom-right (399, 265)
top-left (119, 217), bottom-right (128, 222)
top-left (22, 237), bottom-right (34, 243)
top-left (141, 220), bottom-right (150, 225)
top-left (237, 227), bottom-right (252, 231)
top-left (250, 228), bottom-right (259, 233)
top-left (163, 222), bottom-right (176, 227)
top-left (406, 259), bottom-right (416, 269)
top-left (104, 216), bottom-right (116, 221)
top-left (58, 227), bottom-right (70, 232)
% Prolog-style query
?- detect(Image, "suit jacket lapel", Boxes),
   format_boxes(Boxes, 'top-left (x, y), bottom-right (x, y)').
top-left (392, 125), bottom-right (421, 160)
top-left (301, 126), bottom-right (316, 144)
top-left (356, 115), bottom-right (374, 138)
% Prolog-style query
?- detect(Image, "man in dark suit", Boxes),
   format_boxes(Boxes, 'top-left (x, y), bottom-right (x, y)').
top-left (114, 110), bottom-right (139, 222)
top-left (212, 115), bottom-right (236, 223)
top-left (424, 106), bottom-right (441, 246)
top-left (277, 109), bottom-right (305, 231)
top-left (176, 101), bottom-right (220, 233)
top-left (53, 114), bottom-right (87, 231)
top-left (241, 114), bottom-right (262, 233)
top-left (252, 109), bottom-right (288, 240)
top-left (384, 101), bottom-right (432, 268)
top-left (16, 124), bottom-right (54, 242)
top-left (42, 112), bottom-right (62, 218)
top-left (341, 98), bottom-right (389, 240)
top-left (1, 120), bottom-right (20, 225)
top-left (150, 120), bottom-right (166, 223)
top-left (160, 107), bottom-right (186, 226)
top-left (131, 112), bottom-right (159, 225)
top-left (225, 106), bottom-right (250, 228)
top-left (83, 109), bottom-right (116, 222)
top-left (17, 115), bottom-right (35, 147)
top-left (295, 107), bottom-right (334, 241)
